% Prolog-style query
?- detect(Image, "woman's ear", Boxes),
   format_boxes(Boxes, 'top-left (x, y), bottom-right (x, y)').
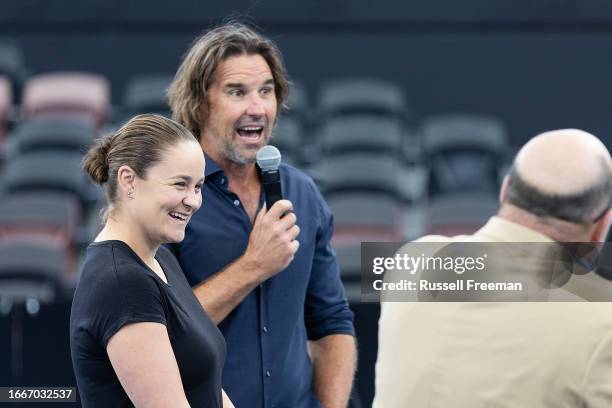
top-left (117, 165), bottom-right (137, 198)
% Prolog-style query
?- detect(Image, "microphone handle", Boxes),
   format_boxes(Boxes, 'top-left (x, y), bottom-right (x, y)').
top-left (261, 169), bottom-right (283, 209)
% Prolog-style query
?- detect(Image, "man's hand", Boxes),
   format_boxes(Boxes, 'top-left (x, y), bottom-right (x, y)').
top-left (193, 199), bottom-right (300, 324)
top-left (242, 199), bottom-right (300, 284)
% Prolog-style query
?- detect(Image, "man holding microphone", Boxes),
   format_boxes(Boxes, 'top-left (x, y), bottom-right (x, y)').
top-left (167, 22), bottom-right (356, 408)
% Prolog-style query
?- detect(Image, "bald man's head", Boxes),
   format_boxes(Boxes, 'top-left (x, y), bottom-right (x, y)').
top-left (504, 129), bottom-right (611, 224)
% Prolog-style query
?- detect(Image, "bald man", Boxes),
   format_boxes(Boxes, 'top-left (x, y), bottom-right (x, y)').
top-left (373, 129), bottom-right (612, 408)
top-left (499, 129), bottom-right (611, 243)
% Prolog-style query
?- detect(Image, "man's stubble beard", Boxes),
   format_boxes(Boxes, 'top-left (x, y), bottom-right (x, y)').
top-left (217, 128), bottom-right (274, 165)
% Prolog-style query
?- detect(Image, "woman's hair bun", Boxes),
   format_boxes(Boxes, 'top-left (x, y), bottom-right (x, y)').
top-left (82, 133), bottom-right (115, 184)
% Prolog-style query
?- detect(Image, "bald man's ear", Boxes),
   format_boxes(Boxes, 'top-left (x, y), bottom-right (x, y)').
top-left (499, 175), bottom-right (510, 205)
top-left (591, 210), bottom-right (612, 243)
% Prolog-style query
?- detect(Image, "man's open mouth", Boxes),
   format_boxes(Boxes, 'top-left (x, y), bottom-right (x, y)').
top-left (236, 126), bottom-right (264, 139)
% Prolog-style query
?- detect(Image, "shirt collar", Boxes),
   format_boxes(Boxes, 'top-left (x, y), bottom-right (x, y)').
top-left (204, 153), bottom-right (223, 177)
top-left (475, 216), bottom-right (554, 242)
top-left (203, 153), bottom-right (265, 179)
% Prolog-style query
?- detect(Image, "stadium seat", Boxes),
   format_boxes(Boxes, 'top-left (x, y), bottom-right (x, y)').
top-left (10, 118), bottom-right (95, 155)
top-left (285, 80), bottom-right (310, 122)
top-left (0, 192), bottom-right (81, 249)
top-left (22, 72), bottom-right (110, 127)
top-left (317, 78), bottom-right (407, 119)
top-left (328, 192), bottom-right (404, 232)
top-left (425, 192), bottom-right (499, 236)
top-left (272, 116), bottom-right (302, 165)
top-left (318, 116), bottom-right (403, 157)
top-left (422, 113), bottom-right (509, 196)
top-left (82, 199), bottom-right (105, 245)
top-left (335, 243), bottom-right (362, 282)
top-left (123, 74), bottom-right (173, 118)
top-left (329, 192), bottom-right (407, 303)
top-left (0, 152), bottom-right (90, 205)
top-left (0, 240), bottom-right (73, 390)
top-left (310, 153), bottom-right (404, 198)
top-left (335, 243), bottom-right (362, 305)
top-left (330, 193), bottom-right (406, 285)
top-left (0, 241), bottom-right (70, 304)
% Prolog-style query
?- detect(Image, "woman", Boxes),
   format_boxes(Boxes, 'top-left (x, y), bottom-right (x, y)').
top-left (70, 114), bottom-right (234, 407)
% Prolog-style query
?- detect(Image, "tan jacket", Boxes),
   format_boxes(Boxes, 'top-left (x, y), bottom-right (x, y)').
top-left (373, 217), bottom-right (612, 408)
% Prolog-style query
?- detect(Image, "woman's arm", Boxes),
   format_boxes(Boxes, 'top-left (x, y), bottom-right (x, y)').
top-left (107, 322), bottom-right (191, 408)
top-left (222, 389), bottom-right (235, 408)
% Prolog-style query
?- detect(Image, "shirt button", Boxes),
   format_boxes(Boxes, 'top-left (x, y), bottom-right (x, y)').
top-left (263, 326), bottom-right (268, 333)
top-left (266, 370), bottom-right (271, 377)
top-left (220, 177), bottom-right (225, 185)
top-left (233, 199), bottom-right (240, 206)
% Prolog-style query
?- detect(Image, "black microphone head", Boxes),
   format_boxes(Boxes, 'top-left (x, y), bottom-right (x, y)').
top-left (256, 145), bottom-right (282, 172)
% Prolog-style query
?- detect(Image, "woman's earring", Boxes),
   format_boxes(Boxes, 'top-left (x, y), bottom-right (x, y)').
top-left (127, 187), bottom-right (134, 199)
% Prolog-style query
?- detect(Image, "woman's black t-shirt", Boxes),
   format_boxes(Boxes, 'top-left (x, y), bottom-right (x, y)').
top-left (70, 240), bottom-right (226, 407)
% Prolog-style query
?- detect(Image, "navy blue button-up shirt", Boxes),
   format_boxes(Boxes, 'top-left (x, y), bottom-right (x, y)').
top-left (169, 157), bottom-right (355, 408)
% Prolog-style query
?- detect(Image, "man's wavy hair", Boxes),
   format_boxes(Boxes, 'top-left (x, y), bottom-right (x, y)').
top-left (168, 21), bottom-right (290, 139)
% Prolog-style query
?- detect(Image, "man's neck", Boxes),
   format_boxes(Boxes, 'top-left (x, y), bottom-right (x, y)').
top-left (497, 203), bottom-right (590, 242)
top-left (223, 161), bottom-right (259, 191)
top-left (203, 147), bottom-right (261, 221)
top-left (201, 139), bottom-right (259, 190)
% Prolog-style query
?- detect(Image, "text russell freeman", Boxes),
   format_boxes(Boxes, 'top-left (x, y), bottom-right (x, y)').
top-left (373, 279), bottom-right (523, 292)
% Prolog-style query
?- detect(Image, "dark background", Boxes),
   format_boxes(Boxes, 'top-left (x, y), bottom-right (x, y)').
top-left (2, 0), bottom-right (612, 146)
top-left (1, 1), bottom-right (611, 407)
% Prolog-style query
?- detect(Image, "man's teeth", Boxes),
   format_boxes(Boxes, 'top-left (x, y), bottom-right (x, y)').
top-left (237, 126), bottom-right (264, 136)
top-left (169, 212), bottom-right (188, 221)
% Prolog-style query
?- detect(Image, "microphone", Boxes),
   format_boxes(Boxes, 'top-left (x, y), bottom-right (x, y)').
top-left (256, 145), bottom-right (283, 209)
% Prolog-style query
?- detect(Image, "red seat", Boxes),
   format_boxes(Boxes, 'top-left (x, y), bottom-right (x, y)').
top-left (22, 72), bottom-right (110, 127)
top-left (0, 192), bottom-right (82, 283)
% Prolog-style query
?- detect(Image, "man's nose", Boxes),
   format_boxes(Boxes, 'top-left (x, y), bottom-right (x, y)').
top-left (246, 93), bottom-right (265, 117)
